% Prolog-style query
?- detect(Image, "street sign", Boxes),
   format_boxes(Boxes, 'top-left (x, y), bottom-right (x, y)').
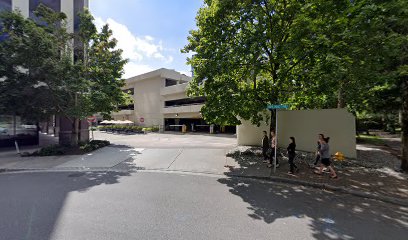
top-left (87, 116), bottom-right (96, 122)
top-left (140, 117), bottom-right (144, 123)
top-left (267, 104), bottom-right (289, 110)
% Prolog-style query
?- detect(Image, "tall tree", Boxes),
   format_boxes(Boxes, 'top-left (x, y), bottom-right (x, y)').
top-left (0, 5), bottom-right (129, 145)
top-left (183, 0), bottom-right (322, 127)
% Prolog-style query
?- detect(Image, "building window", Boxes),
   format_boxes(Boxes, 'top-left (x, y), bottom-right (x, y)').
top-left (165, 78), bottom-right (178, 87)
top-left (74, 0), bottom-right (85, 32)
top-left (29, 0), bottom-right (61, 19)
top-left (164, 97), bottom-right (206, 107)
top-left (118, 104), bottom-right (134, 110)
top-left (0, 0), bottom-right (11, 11)
top-left (0, 0), bottom-right (11, 41)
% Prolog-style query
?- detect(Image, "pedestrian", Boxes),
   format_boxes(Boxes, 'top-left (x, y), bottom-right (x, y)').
top-left (287, 137), bottom-right (298, 174)
top-left (261, 131), bottom-right (269, 163)
top-left (314, 137), bottom-right (338, 178)
top-left (268, 130), bottom-right (279, 168)
top-left (313, 134), bottom-right (324, 166)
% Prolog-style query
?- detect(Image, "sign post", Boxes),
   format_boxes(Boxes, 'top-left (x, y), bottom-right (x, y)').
top-left (87, 116), bottom-right (96, 140)
top-left (266, 104), bottom-right (289, 173)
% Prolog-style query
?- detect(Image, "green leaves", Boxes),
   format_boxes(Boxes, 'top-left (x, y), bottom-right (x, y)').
top-left (0, 5), bottom-right (128, 123)
top-left (184, 0), bottom-right (321, 126)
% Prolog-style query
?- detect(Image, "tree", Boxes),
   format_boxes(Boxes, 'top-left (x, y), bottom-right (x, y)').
top-left (0, 5), bottom-right (129, 145)
top-left (184, 0), bottom-right (408, 171)
top-left (368, 0), bottom-right (408, 171)
top-left (183, 0), bottom-right (324, 128)
top-left (0, 7), bottom-right (67, 122)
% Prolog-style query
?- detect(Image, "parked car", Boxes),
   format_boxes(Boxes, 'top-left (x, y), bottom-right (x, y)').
top-left (0, 127), bottom-right (8, 134)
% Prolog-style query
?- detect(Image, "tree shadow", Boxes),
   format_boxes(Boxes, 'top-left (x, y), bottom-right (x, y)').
top-left (226, 147), bottom-right (408, 200)
top-left (0, 144), bottom-right (144, 240)
top-left (217, 176), bottom-right (408, 239)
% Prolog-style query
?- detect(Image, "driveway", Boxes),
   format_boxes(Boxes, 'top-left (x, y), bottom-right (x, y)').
top-left (90, 131), bottom-right (238, 174)
top-left (93, 131), bottom-right (237, 149)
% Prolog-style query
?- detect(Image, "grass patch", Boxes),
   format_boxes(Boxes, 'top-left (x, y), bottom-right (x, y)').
top-left (356, 134), bottom-right (385, 145)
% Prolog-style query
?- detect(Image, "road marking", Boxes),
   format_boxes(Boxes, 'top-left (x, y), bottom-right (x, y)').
top-left (167, 148), bottom-right (184, 169)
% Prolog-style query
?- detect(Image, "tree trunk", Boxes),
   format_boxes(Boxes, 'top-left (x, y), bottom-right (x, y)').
top-left (269, 109), bottom-right (276, 133)
top-left (71, 117), bottom-right (80, 146)
top-left (401, 78), bottom-right (408, 171)
top-left (337, 82), bottom-right (345, 108)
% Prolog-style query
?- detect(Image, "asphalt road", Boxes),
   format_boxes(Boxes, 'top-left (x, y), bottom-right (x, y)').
top-left (0, 171), bottom-right (407, 240)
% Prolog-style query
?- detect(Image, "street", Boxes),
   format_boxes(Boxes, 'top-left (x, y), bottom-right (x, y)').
top-left (0, 171), bottom-right (406, 240)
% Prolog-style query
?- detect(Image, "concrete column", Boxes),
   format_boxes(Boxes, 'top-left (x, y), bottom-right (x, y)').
top-left (61, 0), bottom-right (74, 33)
top-left (12, 0), bottom-right (29, 17)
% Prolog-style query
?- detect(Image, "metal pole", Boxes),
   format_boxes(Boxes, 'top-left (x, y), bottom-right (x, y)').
top-left (274, 109), bottom-right (278, 173)
top-left (91, 123), bottom-right (94, 140)
top-left (15, 140), bottom-right (20, 155)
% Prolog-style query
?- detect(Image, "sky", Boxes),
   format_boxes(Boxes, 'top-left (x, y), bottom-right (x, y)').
top-left (89, 0), bottom-right (203, 78)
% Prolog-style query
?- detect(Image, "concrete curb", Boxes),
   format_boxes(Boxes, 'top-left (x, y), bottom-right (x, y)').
top-left (226, 173), bottom-right (408, 207)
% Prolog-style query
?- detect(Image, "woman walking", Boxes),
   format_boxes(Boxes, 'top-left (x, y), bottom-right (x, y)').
top-left (314, 137), bottom-right (338, 178)
top-left (287, 137), bottom-right (298, 174)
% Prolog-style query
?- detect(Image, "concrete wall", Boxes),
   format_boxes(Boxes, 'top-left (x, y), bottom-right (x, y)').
top-left (12, 0), bottom-right (29, 17)
top-left (61, 0), bottom-right (74, 33)
top-left (237, 113), bottom-right (271, 146)
top-left (237, 108), bottom-right (356, 158)
top-left (126, 77), bottom-right (164, 126)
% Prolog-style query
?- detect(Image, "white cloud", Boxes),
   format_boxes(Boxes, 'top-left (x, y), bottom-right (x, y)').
top-left (179, 70), bottom-right (192, 77)
top-left (93, 16), bottom-right (174, 77)
top-left (123, 62), bottom-right (154, 79)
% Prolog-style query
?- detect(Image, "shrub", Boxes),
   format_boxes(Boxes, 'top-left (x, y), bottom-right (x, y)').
top-left (79, 140), bottom-right (110, 151)
top-left (31, 145), bottom-right (65, 156)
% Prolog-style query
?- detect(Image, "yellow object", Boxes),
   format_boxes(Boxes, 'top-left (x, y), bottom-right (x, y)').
top-left (334, 152), bottom-right (345, 161)
top-left (182, 124), bottom-right (187, 133)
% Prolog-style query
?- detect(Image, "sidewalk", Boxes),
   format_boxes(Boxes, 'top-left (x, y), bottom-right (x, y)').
top-left (1, 134), bottom-right (407, 206)
top-left (224, 144), bottom-right (408, 206)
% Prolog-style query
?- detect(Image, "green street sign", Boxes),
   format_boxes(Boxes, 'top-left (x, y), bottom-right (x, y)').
top-left (267, 104), bottom-right (289, 110)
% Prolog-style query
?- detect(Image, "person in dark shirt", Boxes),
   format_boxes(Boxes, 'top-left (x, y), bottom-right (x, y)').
top-left (287, 137), bottom-right (298, 174)
top-left (314, 134), bottom-right (324, 166)
top-left (261, 131), bottom-right (269, 162)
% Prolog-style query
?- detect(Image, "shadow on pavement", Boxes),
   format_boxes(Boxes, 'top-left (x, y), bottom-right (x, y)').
top-left (226, 147), bottom-right (408, 200)
top-left (0, 151), bottom-right (142, 240)
top-left (217, 177), bottom-right (408, 239)
top-left (221, 147), bottom-right (408, 239)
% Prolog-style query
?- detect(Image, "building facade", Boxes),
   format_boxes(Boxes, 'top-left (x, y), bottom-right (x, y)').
top-left (1, 0), bottom-right (88, 34)
top-left (110, 68), bottom-right (234, 133)
top-left (111, 68), bottom-right (203, 131)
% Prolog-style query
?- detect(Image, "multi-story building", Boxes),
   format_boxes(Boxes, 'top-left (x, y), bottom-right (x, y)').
top-left (111, 68), bottom-right (236, 133)
top-left (1, 0), bottom-right (88, 33)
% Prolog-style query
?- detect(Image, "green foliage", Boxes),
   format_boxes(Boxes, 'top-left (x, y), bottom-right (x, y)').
top-left (0, 6), bottom-right (71, 121)
top-left (31, 145), bottom-right (65, 156)
top-left (183, 0), bottom-right (350, 126)
top-left (356, 135), bottom-right (385, 146)
top-left (98, 125), bottom-right (158, 132)
top-left (79, 140), bottom-right (110, 152)
top-left (142, 127), bottom-right (159, 132)
top-left (30, 140), bottom-right (110, 156)
top-left (0, 5), bottom-right (129, 141)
